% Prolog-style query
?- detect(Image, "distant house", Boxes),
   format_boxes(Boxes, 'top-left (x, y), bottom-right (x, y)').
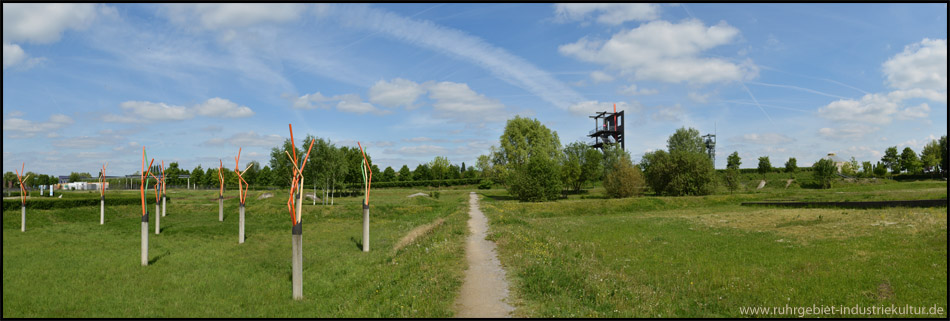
top-left (60, 182), bottom-right (108, 191)
top-left (823, 153), bottom-right (848, 173)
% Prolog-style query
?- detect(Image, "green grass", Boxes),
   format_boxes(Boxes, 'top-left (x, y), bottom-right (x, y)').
top-left (5, 180), bottom-right (947, 318)
top-left (479, 180), bottom-right (947, 318)
top-left (3, 188), bottom-right (469, 318)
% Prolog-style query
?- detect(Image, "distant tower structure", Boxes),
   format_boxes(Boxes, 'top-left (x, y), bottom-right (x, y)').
top-left (588, 104), bottom-right (625, 150)
top-left (702, 133), bottom-right (716, 165)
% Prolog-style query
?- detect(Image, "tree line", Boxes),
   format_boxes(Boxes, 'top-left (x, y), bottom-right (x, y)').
top-left (475, 116), bottom-right (948, 202)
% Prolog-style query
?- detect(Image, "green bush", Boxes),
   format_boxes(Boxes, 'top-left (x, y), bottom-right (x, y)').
top-left (478, 180), bottom-right (493, 190)
top-left (812, 158), bottom-right (837, 189)
top-left (642, 150), bottom-right (716, 196)
top-left (603, 155), bottom-right (644, 198)
top-left (508, 156), bottom-right (562, 202)
top-left (723, 168), bottom-right (741, 193)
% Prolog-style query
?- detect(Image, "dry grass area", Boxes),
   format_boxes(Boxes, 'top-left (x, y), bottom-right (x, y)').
top-left (680, 206), bottom-right (947, 242)
top-left (393, 217), bottom-right (445, 252)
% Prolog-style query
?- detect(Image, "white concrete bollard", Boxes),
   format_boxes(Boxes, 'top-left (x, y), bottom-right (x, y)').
top-left (100, 197), bottom-right (105, 225)
top-left (142, 214), bottom-right (149, 266)
top-left (21, 206), bottom-right (26, 232)
top-left (362, 204), bottom-right (370, 252)
top-left (219, 195), bottom-right (224, 222)
top-left (162, 196), bottom-right (166, 217)
top-left (239, 204), bottom-right (245, 244)
top-left (155, 204), bottom-right (161, 234)
top-left (292, 224), bottom-right (302, 300)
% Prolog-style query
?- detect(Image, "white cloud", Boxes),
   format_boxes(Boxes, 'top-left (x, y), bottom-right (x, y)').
top-left (194, 97), bottom-right (254, 118)
top-left (3, 41), bottom-right (47, 70)
top-left (2, 113), bottom-right (74, 137)
top-left (652, 104), bottom-right (684, 122)
top-left (554, 3), bottom-right (659, 25)
top-left (733, 133), bottom-right (795, 145)
top-left (162, 4), bottom-right (305, 30)
top-left (368, 78), bottom-right (425, 108)
top-left (845, 146), bottom-right (882, 160)
top-left (105, 98), bottom-right (255, 122)
top-left (109, 101), bottom-right (192, 122)
top-left (335, 94), bottom-right (387, 115)
top-left (882, 38), bottom-right (947, 92)
top-left (3, 42), bottom-right (26, 69)
top-left (887, 88), bottom-right (946, 103)
top-left (817, 124), bottom-right (880, 141)
top-left (2, 3), bottom-right (101, 44)
top-left (820, 38), bottom-right (946, 126)
top-left (205, 131), bottom-right (284, 147)
top-left (291, 92), bottom-right (334, 110)
top-left (818, 91), bottom-right (932, 124)
top-left (559, 19), bottom-right (757, 84)
top-left (589, 70), bottom-right (614, 83)
top-left (897, 103), bottom-right (931, 120)
top-left (566, 100), bottom-right (635, 116)
top-left (426, 81), bottom-right (508, 122)
top-left (618, 84), bottom-right (658, 96)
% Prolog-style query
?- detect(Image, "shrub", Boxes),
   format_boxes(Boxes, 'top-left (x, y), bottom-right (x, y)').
top-left (507, 156), bottom-right (561, 202)
top-left (642, 150), bottom-right (716, 196)
top-left (603, 155), bottom-right (644, 198)
top-left (812, 158), bottom-right (837, 189)
top-left (723, 168), bottom-right (741, 193)
top-left (477, 179), bottom-right (492, 190)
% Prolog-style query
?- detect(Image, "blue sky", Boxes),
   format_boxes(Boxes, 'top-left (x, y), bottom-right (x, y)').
top-left (3, 3), bottom-right (947, 176)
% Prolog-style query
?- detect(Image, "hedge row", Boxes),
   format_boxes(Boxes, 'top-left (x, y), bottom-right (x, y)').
top-left (2, 196), bottom-right (169, 211)
top-left (346, 178), bottom-right (482, 189)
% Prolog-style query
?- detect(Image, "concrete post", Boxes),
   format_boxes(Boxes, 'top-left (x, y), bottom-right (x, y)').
top-left (21, 205), bottom-right (26, 232)
top-left (162, 195), bottom-right (166, 217)
top-left (142, 213), bottom-right (149, 266)
top-left (362, 204), bottom-right (370, 252)
top-left (155, 203), bottom-right (161, 234)
top-left (239, 203), bottom-right (245, 244)
top-left (100, 196), bottom-right (105, 225)
top-left (292, 223), bottom-right (302, 300)
top-left (219, 195), bottom-right (224, 222)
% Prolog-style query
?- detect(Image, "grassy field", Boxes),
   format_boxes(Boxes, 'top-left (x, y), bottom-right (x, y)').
top-left (3, 187), bottom-right (469, 318)
top-left (4, 179), bottom-right (947, 318)
top-left (479, 180), bottom-right (947, 318)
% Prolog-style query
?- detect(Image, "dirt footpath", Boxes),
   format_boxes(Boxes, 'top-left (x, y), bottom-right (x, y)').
top-left (454, 192), bottom-right (514, 318)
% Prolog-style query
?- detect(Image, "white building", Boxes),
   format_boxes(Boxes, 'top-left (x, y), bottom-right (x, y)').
top-left (823, 153), bottom-right (848, 173)
top-left (61, 182), bottom-right (108, 191)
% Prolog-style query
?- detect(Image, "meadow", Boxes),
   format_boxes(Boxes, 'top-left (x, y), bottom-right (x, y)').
top-left (3, 179), bottom-right (947, 318)
top-left (479, 179), bottom-right (947, 318)
top-left (2, 188), bottom-right (469, 318)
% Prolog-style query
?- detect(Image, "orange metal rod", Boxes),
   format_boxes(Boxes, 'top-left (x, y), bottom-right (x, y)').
top-left (159, 161), bottom-right (166, 198)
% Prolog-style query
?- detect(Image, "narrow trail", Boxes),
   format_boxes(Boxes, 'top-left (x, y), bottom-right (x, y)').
top-left (454, 192), bottom-right (515, 318)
